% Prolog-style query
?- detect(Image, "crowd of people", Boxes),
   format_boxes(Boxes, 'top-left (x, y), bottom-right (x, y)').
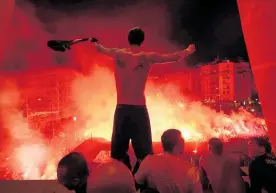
top-left (56, 130), bottom-right (276, 193)
top-left (55, 27), bottom-right (276, 193)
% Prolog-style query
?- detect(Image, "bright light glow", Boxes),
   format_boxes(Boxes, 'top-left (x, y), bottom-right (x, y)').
top-left (14, 144), bottom-right (48, 179)
top-left (0, 4), bottom-right (268, 181)
top-left (182, 131), bottom-right (191, 140)
top-left (0, 65), bottom-right (267, 180)
top-left (73, 117), bottom-right (77, 121)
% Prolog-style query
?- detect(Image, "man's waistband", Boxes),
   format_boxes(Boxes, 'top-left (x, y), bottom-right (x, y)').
top-left (116, 104), bottom-right (147, 109)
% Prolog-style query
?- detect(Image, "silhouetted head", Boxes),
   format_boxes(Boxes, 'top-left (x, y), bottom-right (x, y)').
top-left (248, 137), bottom-right (272, 158)
top-left (208, 138), bottom-right (223, 155)
top-left (57, 152), bottom-right (89, 191)
top-left (128, 27), bottom-right (145, 46)
top-left (161, 129), bottom-right (185, 155)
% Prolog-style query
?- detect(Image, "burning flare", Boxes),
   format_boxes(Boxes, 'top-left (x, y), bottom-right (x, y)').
top-left (0, 67), bottom-right (266, 180)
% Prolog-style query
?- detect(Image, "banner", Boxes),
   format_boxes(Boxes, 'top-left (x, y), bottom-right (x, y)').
top-left (237, 0), bottom-right (276, 150)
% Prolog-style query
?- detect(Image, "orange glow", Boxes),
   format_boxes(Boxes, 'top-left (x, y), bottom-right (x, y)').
top-left (0, 1), bottom-right (269, 180)
top-left (0, 68), bottom-right (267, 180)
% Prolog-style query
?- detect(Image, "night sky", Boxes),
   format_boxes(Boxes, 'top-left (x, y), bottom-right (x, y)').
top-left (22, 0), bottom-right (248, 65)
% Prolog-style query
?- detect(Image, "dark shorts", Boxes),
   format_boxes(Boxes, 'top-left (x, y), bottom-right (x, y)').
top-left (111, 104), bottom-right (153, 160)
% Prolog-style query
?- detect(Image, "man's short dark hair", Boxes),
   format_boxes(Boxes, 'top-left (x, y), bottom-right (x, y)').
top-left (161, 129), bottom-right (183, 153)
top-left (250, 137), bottom-right (272, 153)
top-left (58, 152), bottom-right (89, 179)
top-left (209, 138), bottom-right (223, 155)
top-left (128, 27), bottom-right (145, 46)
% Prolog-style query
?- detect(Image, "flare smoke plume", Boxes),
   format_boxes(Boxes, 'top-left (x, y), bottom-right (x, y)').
top-left (0, 1), bottom-right (266, 180)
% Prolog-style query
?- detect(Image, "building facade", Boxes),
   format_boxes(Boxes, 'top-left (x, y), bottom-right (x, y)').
top-left (218, 61), bottom-right (236, 101)
top-left (199, 63), bottom-right (220, 101)
top-left (198, 60), bottom-right (255, 103)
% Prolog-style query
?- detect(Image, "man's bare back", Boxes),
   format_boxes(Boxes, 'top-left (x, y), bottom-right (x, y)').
top-left (95, 44), bottom-right (196, 105)
top-left (114, 49), bottom-right (151, 105)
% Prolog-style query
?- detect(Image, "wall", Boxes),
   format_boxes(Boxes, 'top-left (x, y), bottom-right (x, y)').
top-left (0, 180), bottom-right (71, 193)
top-left (237, 0), bottom-right (276, 150)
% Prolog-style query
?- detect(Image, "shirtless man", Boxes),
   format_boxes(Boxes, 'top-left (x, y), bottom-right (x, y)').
top-left (91, 27), bottom-right (196, 172)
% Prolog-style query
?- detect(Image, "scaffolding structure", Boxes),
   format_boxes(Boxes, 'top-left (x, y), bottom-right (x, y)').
top-left (21, 69), bottom-right (77, 137)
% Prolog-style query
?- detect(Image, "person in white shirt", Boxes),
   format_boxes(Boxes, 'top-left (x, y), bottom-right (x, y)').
top-left (199, 138), bottom-right (245, 193)
top-left (87, 159), bottom-right (136, 193)
top-left (135, 129), bottom-right (203, 193)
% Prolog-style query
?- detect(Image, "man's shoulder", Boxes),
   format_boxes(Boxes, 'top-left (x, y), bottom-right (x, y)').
top-left (97, 159), bottom-right (127, 168)
top-left (142, 154), bottom-right (171, 164)
top-left (117, 48), bottom-right (129, 53)
top-left (252, 154), bottom-right (276, 166)
top-left (200, 154), bottom-right (236, 164)
top-left (143, 154), bottom-right (160, 162)
top-left (249, 155), bottom-right (266, 171)
top-left (115, 49), bottom-right (146, 59)
top-left (225, 155), bottom-right (240, 163)
top-left (88, 162), bottom-right (101, 171)
top-left (251, 154), bottom-right (266, 164)
top-left (180, 159), bottom-right (195, 170)
top-left (153, 154), bottom-right (193, 166)
top-left (199, 154), bottom-right (211, 163)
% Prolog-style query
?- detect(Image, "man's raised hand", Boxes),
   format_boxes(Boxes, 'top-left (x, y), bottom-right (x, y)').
top-left (90, 37), bottom-right (99, 43)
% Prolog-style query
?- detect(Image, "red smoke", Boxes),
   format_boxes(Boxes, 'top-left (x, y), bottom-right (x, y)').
top-left (0, 2), bottom-right (266, 180)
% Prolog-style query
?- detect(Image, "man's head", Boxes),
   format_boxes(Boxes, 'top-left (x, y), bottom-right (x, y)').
top-left (208, 138), bottom-right (223, 155)
top-left (57, 152), bottom-right (89, 191)
top-left (248, 137), bottom-right (271, 158)
top-left (128, 27), bottom-right (145, 46)
top-left (161, 129), bottom-right (184, 155)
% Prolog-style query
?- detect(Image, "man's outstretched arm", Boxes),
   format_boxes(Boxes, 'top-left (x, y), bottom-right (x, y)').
top-left (146, 44), bottom-right (196, 64)
top-left (93, 43), bottom-right (121, 59)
